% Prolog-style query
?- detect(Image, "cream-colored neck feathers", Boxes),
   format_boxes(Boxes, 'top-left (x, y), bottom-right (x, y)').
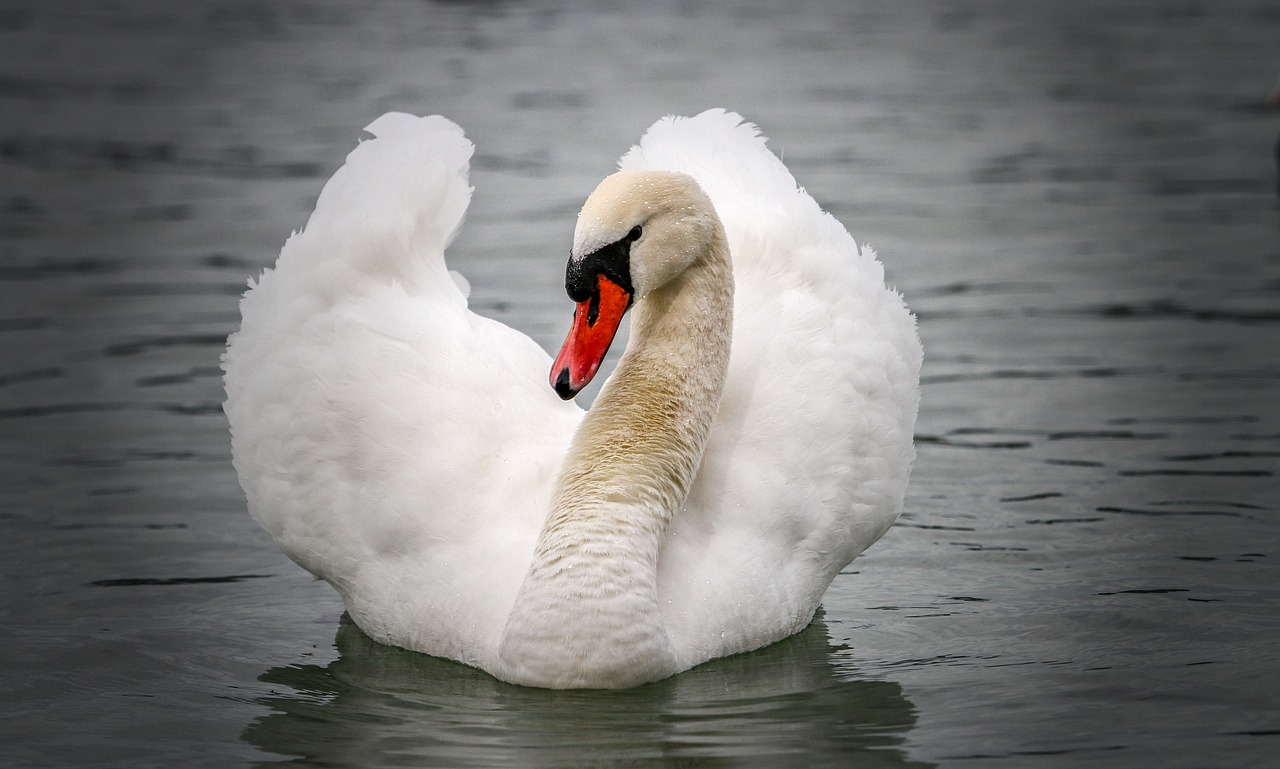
top-left (496, 174), bottom-right (734, 688)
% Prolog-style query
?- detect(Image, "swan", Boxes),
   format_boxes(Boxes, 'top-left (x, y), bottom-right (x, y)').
top-left (223, 109), bottom-right (921, 689)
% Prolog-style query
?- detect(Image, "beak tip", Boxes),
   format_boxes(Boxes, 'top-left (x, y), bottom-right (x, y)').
top-left (552, 367), bottom-right (577, 400)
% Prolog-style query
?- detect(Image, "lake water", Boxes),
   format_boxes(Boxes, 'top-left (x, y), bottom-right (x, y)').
top-left (2, 1), bottom-right (1278, 767)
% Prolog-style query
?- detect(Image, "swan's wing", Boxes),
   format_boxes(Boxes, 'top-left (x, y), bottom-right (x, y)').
top-left (620, 111), bottom-right (922, 659)
top-left (223, 114), bottom-right (581, 663)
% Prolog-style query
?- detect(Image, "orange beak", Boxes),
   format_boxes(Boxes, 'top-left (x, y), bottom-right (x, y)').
top-left (550, 273), bottom-right (632, 400)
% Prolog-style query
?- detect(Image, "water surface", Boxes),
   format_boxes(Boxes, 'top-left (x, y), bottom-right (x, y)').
top-left (2, 1), bottom-right (1277, 767)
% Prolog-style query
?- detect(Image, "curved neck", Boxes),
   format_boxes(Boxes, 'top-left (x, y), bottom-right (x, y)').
top-left (559, 236), bottom-right (734, 519)
top-left (497, 228), bottom-right (733, 688)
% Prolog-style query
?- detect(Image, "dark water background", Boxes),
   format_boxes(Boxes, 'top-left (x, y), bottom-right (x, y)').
top-left (2, 1), bottom-right (1278, 767)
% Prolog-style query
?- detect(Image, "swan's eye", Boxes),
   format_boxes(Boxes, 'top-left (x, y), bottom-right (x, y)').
top-left (627, 225), bottom-right (643, 242)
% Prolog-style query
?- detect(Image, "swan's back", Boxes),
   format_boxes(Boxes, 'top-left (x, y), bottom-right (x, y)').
top-left (620, 111), bottom-right (922, 666)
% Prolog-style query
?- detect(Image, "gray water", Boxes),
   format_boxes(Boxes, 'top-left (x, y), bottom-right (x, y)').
top-left (2, 1), bottom-right (1278, 767)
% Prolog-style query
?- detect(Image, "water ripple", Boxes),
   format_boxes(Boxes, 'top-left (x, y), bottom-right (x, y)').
top-left (90, 575), bottom-right (274, 587)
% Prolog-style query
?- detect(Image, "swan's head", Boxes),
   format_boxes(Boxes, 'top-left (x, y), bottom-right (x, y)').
top-left (551, 170), bottom-right (719, 399)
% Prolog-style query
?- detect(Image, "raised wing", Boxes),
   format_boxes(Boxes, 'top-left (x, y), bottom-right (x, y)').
top-left (620, 111), bottom-right (922, 660)
top-left (223, 114), bottom-right (581, 660)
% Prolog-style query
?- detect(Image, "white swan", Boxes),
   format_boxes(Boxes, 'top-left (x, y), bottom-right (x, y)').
top-left (223, 109), bottom-right (921, 689)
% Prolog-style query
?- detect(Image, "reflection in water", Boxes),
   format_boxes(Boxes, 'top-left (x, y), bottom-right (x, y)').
top-left (246, 615), bottom-right (932, 769)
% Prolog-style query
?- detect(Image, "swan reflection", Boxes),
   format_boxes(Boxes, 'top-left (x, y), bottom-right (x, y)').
top-left (245, 613), bottom-right (931, 768)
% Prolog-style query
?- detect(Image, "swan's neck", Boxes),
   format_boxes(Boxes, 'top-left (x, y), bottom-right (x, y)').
top-left (497, 233), bottom-right (733, 688)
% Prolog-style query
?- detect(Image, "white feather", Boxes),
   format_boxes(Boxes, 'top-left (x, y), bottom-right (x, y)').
top-left (223, 110), bottom-right (921, 684)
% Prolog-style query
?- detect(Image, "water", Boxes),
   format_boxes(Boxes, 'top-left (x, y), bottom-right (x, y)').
top-left (2, 1), bottom-right (1278, 766)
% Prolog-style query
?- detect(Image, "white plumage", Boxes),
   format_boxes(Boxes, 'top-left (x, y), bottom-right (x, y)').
top-left (223, 109), bottom-right (921, 688)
